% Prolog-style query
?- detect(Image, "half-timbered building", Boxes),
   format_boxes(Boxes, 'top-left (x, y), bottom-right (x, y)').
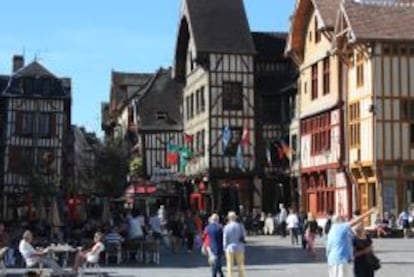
top-left (252, 32), bottom-right (298, 212)
top-left (102, 71), bottom-right (152, 141)
top-left (173, 0), bottom-right (257, 213)
top-left (286, 0), bottom-right (352, 219)
top-left (131, 68), bottom-right (184, 212)
top-left (333, 0), bottom-right (414, 217)
top-left (0, 56), bottom-right (72, 220)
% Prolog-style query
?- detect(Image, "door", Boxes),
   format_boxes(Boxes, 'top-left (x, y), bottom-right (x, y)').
top-left (308, 192), bottom-right (317, 215)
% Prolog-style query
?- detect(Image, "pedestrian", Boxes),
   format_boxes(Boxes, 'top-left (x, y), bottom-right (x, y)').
top-left (204, 213), bottom-right (224, 277)
top-left (353, 223), bottom-right (377, 277)
top-left (72, 232), bottom-right (105, 274)
top-left (168, 214), bottom-right (183, 253)
top-left (286, 208), bottom-right (299, 245)
top-left (324, 210), bottom-right (334, 236)
top-left (303, 212), bottom-right (318, 254)
top-left (278, 204), bottom-right (288, 237)
top-left (326, 208), bottom-right (376, 277)
top-left (263, 213), bottom-right (275, 235)
top-left (398, 210), bottom-right (411, 238)
top-left (223, 211), bottom-right (246, 277)
top-left (184, 210), bottom-right (196, 253)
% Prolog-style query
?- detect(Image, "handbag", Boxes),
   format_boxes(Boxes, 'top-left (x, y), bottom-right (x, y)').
top-left (367, 253), bottom-right (381, 271)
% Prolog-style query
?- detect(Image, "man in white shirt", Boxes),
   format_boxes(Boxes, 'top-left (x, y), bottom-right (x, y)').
top-left (278, 203), bottom-right (288, 237)
top-left (19, 230), bottom-right (65, 276)
top-left (286, 208), bottom-right (299, 245)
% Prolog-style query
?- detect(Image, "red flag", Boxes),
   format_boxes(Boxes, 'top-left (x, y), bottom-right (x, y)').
top-left (274, 144), bottom-right (285, 160)
top-left (241, 123), bottom-right (250, 146)
top-left (167, 152), bottom-right (179, 165)
top-left (184, 133), bottom-right (194, 143)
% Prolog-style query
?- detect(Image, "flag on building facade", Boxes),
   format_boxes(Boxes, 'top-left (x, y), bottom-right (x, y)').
top-left (166, 143), bottom-right (180, 165)
top-left (266, 143), bottom-right (272, 166)
top-left (236, 143), bottom-right (244, 170)
top-left (240, 122), bottom-right (250, 146)
top-left (279, 139), bottom-right (293, 156)
top-left (274, 142), bottom-right (285, 160)
top-left (222, 125), bottom-right (232, 155)
top-left (184, 133), bottom-right (194, 143)
top-left (179, 146), bottom-right (193, 173)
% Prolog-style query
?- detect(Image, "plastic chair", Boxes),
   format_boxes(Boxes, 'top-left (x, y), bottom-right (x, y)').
top-left (79, 261), bottom-right (102, 277)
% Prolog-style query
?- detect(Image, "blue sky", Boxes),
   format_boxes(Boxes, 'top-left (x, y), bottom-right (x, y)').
top-left (0, 0), bottom-right (295, 136)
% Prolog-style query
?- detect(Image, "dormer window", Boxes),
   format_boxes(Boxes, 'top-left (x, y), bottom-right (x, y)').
top-left (156, 111), bottom-right (167, 120)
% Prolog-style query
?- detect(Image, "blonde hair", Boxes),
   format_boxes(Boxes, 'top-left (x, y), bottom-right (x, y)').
top-left (307, 212), bottom-right (315, 221)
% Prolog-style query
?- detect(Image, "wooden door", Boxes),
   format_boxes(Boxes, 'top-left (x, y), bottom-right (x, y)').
top-left (308, 192), bottom-right (317, 215)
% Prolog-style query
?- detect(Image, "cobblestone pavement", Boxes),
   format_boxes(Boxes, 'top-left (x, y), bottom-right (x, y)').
top-left (6, 236), bottom-right (414, 276)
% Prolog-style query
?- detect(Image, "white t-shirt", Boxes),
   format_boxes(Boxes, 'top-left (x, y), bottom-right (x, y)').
top-left (286, 214), bottom-right (299, 229)
top-left (150, 216), bottom-right (162, 233)
top-left (19, 240), bottom-right (38, 267)
top-left (279, 208), bottom-right (288, 223)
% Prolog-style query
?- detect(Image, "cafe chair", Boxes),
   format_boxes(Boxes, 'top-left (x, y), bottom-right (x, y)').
top-left (144, 241), bottom-right (160, 265)
top-left (104, 242), bottom-right (122, 265)
top-left (125, 240), bottom-right (144, 263)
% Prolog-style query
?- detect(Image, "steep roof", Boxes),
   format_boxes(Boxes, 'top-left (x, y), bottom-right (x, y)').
top-left (343, 1), bottom-right (414, 41)
top-left (313, 0), bottom-right (341, 29)
top-left (14, 61), bottom-right (56, 78)
top-left (138, 68), bottom-right (183, 131)
top-left (286, 0), bottom-right (341, 62)
top-left (185, 0), bottom-right (255, 54)
top-left (252, 32), bottom-right (287, 61)
top-left (109, 71), bottom-right (153, 116)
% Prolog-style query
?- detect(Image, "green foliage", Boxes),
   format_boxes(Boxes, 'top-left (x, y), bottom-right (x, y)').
top-left (129, 157), bottom-right (144, 178)
top-left (93, 139), bottom-right (128, 197)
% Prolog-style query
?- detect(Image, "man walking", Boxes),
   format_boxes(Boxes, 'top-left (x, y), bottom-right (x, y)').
top-left (204, 213), bottom-right (224, 277)
top-left (223, 211), bottom-right (246, 277)
top-left (278, 203), bottom-right (288, 237)
top-left (326, 208), bottom-right (376, 277)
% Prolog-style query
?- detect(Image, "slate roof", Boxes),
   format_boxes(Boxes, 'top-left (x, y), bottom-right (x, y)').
top-left (252, 32), bottom-right (287, 61)
top-left (138, 68), bottom-right (183, 131)
top-left (184, 0), bottom-right (255, 54)
top-left (343, 1), bottom-right (414, 41)
top-left (109, 72), bottom-right (153, 114)
top-left (14, 61), bottom-right (56, 78)
top-left (313, 0), bottom-right (342, 29)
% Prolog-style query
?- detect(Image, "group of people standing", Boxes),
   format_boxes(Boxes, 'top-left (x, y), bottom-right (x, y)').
top-left (202, 211), bottom-right (246, 277)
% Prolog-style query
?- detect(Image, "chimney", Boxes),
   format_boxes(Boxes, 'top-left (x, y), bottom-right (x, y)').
top-left (12, 55), bottom-right (24, 73)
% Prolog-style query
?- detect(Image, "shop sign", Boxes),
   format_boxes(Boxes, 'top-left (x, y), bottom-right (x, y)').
top-left (150, 167), bottom-right (178, 183)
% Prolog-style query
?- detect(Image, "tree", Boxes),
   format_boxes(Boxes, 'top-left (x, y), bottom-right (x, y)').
top-left (93, 138), bottom-right (128, 197)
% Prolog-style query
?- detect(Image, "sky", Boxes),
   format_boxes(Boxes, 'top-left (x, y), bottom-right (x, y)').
top-left (0, 0), bottom-right (296, 137)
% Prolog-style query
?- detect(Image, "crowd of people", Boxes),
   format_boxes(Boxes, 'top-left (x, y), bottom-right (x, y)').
top-left (1, 203), bottom-right (414, 276)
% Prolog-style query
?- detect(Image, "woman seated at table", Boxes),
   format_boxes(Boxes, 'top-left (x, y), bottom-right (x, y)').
top-left (71, 232), bottom-right (105, 273)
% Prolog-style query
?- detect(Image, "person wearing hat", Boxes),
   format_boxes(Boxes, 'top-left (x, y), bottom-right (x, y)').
top-left (223, 211), bottom-right (246, 277)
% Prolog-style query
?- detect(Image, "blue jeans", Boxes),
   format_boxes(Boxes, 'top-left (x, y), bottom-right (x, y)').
top-left (211, 254), bottom-right (224, 277)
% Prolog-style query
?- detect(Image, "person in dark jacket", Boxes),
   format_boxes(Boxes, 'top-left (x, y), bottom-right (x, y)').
top-left (204, 213), bottom-right (224, 277)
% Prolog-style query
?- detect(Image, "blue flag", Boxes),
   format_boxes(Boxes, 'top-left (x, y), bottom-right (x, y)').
top-left (236, 144), bottom-right (244, 171)
top-left (222, 125), bottom-right (231, 154)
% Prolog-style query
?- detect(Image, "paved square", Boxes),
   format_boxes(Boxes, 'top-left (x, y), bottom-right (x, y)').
top-left (6, 236), bottom-right (414, 276)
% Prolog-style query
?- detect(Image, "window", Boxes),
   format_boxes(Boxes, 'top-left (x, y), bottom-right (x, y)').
top-left (291, 135), bottom-right (297, 162)
top-left (323, 58), bottom-right (330, 95)
top-left (190, 94), bottom-right (194, 118)
top-left (311, 64), bottom-right (318, 100)
top-left (222, 82), bottom-right (243, 111)
top-left (349, 102), bottom-right (360, 148)
top-left (185, 96), bottom-right (190, 120)
top-left (38, 113), bottom-right (52, 138)
top-left (356, 53), bottom-right (364, 87)
top-left (401, 99), bottom-right (414, 146)
top-left (156, 111), bottom-right (167, 120)
top-left (16, 112), bottom-right (34, 137)
top-left (200, 86), bottom-right (205, 112)
top-left (315, 16), bottom-right (321, 43)
top-left (195, 90), bottom-right (200, 114)
top-left (309, 114), bottom-right (331, 155)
